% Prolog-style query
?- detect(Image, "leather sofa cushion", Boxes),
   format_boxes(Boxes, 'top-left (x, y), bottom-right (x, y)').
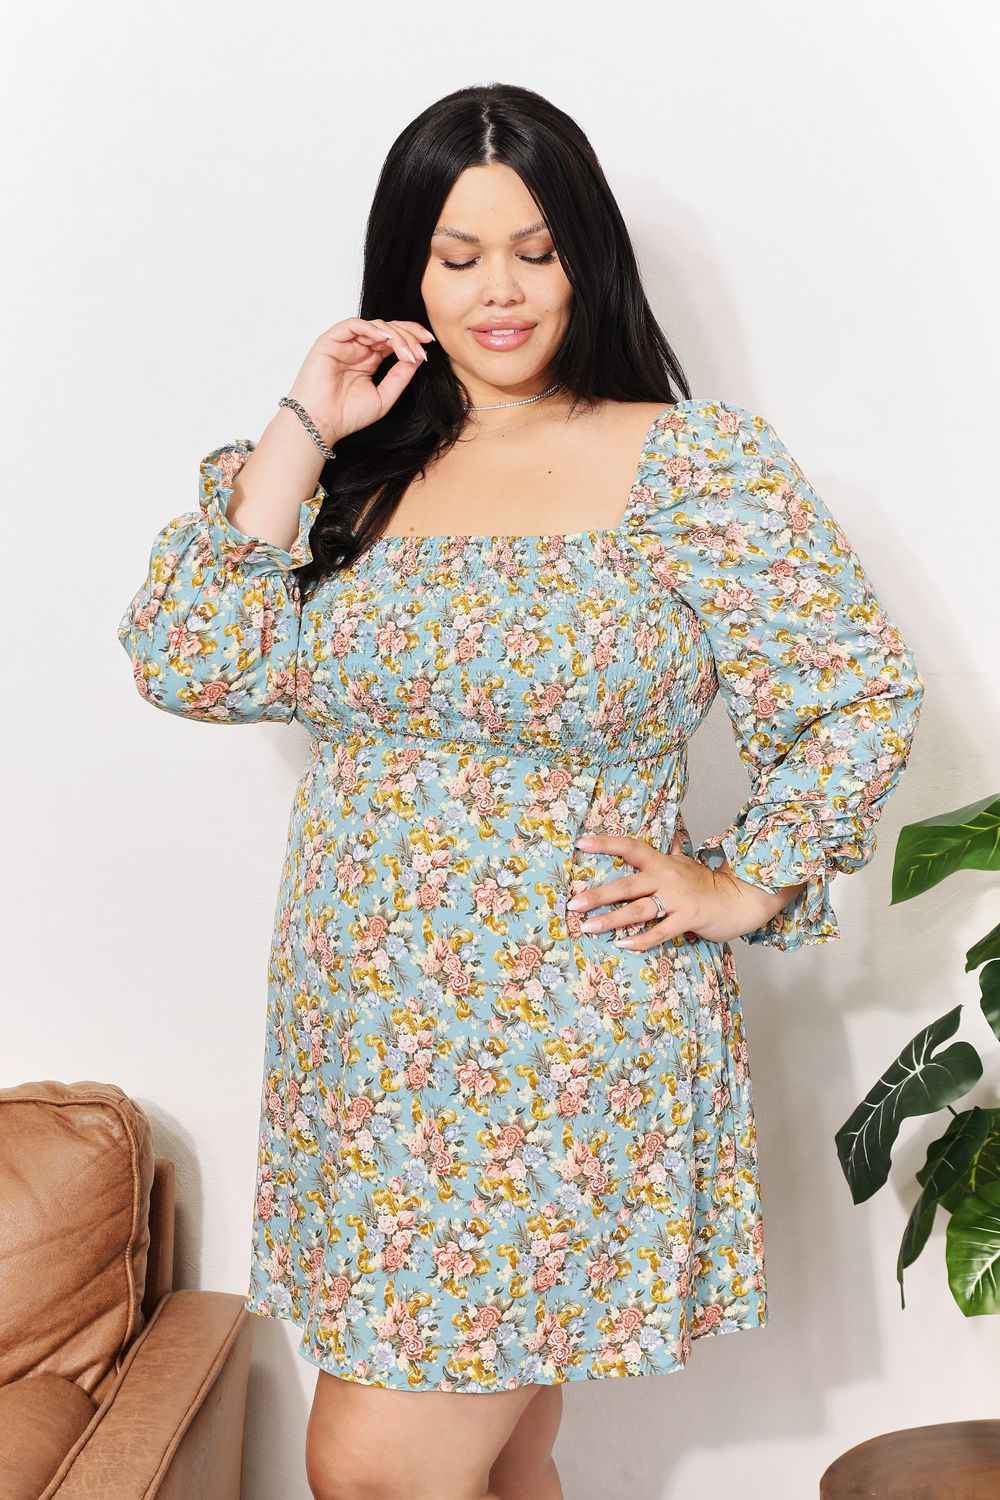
top-left (0, 1081), bottom-right (154, 1394)
top-left (0, 1373), bottom-right (96, 1500)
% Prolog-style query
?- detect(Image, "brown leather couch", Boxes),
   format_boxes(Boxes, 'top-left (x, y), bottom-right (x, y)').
top-left (0, 1080), bottom-right (254, 1499)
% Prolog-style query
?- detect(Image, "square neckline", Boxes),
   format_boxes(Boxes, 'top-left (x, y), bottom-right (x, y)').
top-left (364, 398), bottom-right (695, 549)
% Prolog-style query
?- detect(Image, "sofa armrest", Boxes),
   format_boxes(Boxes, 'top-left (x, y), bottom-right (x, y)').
top-left (40, 1291), bottom-right (253, 1500)
top-left (142, 1159), bottom-right (176, 1321)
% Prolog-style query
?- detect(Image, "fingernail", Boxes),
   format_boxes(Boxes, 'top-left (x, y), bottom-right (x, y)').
top-left (404, 350), bottom-right (416, 362)
top-left (575, 836), bottom-right (593, 847)
top-left (566, 896), bottom-right (587, 911)
top-left (421, 349), bottom-right (428, 361)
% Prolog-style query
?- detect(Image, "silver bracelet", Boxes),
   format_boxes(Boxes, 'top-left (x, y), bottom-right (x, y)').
top-left (278, 395), bottom-right (337, 461)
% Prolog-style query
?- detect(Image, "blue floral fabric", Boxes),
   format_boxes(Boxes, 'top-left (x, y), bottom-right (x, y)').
top-left (118, 399), bottom-right (924, 1390)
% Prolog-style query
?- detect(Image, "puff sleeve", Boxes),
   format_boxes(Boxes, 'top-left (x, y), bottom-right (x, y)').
top-left (117, 440), bottom-right (324, 724)
top-left (637, 402), bottom-right (925, 951)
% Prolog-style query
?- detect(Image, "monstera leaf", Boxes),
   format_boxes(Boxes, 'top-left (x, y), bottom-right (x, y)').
top-left (947, 1179), bottom-right (1000, 1316)
top-left (978, 961), bottom-right (1000, 1042)
top-left (896, 1107), bottom-right (991, 1308)
top-left (840, 790), bottom-right (1000, 1316)
top-left (891, 792), bottom-right (1000, 905)
top-left (835, 1005), bottom-right (983, 1204)
top-left (966, 921), bottom-right (1000, 973)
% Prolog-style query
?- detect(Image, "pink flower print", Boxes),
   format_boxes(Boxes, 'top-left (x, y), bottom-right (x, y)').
top-left (862, 770), bottom-right (894, 806)
top-left (309, 1025), bottom-right (325, 1068)
top-left (334, 851), bottom-right (366, 894)
top-left (346, 1094), bottom-right (374, 1128)
top-left (607, 1079), bottom-right (641, 1115)
top-left (556, 1086), bottom-right (586, 1118)
top-left (582, 1156), bottom-right (608, 1195)
top-left (472, 783), bottom-right (499, 818)
top-left (689, 524), bottom-right (722, 554)
top-left (361, 914), bottom-right (388, 947)
top-left (496, 1124), bottom-right (525, 1159)
top-left (405, 1058), bottom-right (430, 1088)
top-left (187, 680), bottom-right (230, 714)
top-left (130, 659), bottom-right (153, 701)
top-left (635, 618), bottom-right (661, 655)
top-left (637, 1131), bottom-right (665, 1168)
top-left (443, 961), bottom-right (473, 998)
top-left (470, 876), bottom-right (515, 918)
top-left (266, 1243), bottom-right (293, 1282)
top-left (601, 990), bottom-right (626, 1022)
top-left (511, 943), bottom-right (544, 980)
top-left (132, 597), bottom-right (161, 632)
top-left (592, 630), bottom-right (618, 670)
top-left (456, 1059), bottom-right (497, 1100)
top-left (663, 451), bottom-right (693, 484)
top-left (256, 1181), bottom-right (276, 1220)
top-left (472, 1306), bottom-right (502, 1339)
top-left (434, 1240), bottom-right (476, 1278)
top-left (503, 623), bottom-right (542, 659)
top-left (547, 1323), bottom-right (572, 1368)
top-left (374, 621), bottom-right (408, 658)
top-left (615, 1307), bottom-right (644, 1337)
top-left (543, 767), bottom-right (572, 798)
top-left (754, 681), bottom-right (780, 718)
top-left (788, 497), bottom-right (812, 533)
top-left (713, 581), bottom-right (755, 615)
top-left (768, 557), bottom-right (797, 588)
top-left (802, 736), bottom-right (827, 768)
top-left (416, 877), bottom-right (447, 911)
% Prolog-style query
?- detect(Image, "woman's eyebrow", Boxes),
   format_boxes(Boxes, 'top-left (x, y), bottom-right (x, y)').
top-left (431, 220), bottom-right (549, 245)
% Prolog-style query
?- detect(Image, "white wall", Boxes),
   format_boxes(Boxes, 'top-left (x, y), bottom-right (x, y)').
top-left (3, 3), bottom-right (998, 1496)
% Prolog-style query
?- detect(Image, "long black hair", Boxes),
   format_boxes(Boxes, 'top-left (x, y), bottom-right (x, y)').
top-left (295, 81), bottom-right (691, 596)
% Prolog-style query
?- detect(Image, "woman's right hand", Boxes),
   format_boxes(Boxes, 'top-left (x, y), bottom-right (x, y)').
top-left (286, 317), bottom-right (436, 448)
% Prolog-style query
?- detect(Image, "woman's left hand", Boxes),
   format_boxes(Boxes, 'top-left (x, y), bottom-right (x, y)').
top-left (567, 829), bottom-right (807, 948)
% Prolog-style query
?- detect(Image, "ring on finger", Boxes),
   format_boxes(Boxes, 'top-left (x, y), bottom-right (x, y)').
top-left (648, 893), bottom-right (666, 923)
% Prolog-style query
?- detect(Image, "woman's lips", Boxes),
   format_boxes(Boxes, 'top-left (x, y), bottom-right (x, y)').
top-left (469, 325), bottom-right (535, 350)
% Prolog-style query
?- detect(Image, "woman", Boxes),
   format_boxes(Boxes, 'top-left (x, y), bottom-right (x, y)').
top-left (118, 82), bottom-right (925, 1500)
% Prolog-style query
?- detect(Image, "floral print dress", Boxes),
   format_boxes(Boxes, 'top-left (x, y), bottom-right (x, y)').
top-left (117, 399), bottom-right (925, 1392)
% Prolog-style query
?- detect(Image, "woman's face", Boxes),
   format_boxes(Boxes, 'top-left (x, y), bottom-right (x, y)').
top-left (420, 163), bottom-right (573, 407)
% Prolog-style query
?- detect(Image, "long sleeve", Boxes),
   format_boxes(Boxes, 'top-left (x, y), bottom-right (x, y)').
top-left (117, 440), bottom-right (324, 724)
top-left (636, 401), bottom-right (926, 951)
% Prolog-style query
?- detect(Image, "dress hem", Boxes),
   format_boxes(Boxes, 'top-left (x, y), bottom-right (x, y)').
top-left (243, 1293), bottom-right (768, 1392)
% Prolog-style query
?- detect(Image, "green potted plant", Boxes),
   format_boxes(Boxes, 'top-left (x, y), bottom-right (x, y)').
top-left (834, 793), bottom-right (1000, 1314)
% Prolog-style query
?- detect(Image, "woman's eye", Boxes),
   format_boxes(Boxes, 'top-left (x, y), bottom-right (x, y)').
top-left (441, 251), bottom-right (557, 271)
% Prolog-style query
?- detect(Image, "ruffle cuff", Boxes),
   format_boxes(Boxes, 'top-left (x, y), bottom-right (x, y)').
top-left (694, 806), bottom-right (845, 952)
top-left (198, 439), bottom-right (325, 573)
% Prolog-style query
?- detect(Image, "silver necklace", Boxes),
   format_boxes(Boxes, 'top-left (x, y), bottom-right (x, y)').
top-left (463, 380), bottom-right (564, 413)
